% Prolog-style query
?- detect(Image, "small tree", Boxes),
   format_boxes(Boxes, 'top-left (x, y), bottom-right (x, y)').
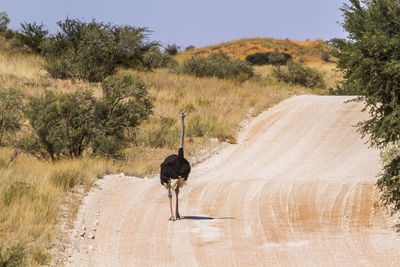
top-left (21, 73), bottom-right (152, 160)
top-left (42, 18), bottom-right (155, 82)
top-left (15, 22), bottom-right (48, 53)
top-left (23, 91), bottom-right (64, 160)
top-left (93, 72), bottom-right (153, 157)
top-left (112, 25), bottom-right (156, 69)
top-left (0, 11), bottom-right (10, 34)
top-left (42, 19), bottom-right (118, 82)
top-left (331, 0), bottom-right (400, 212)
top-left (165, 44), bottom-right (179, 55)
top-left (272, 61), bottom-right (325, 89)
top-left (143, 45), bottom-right (176, 69)
top-left (331, 0), bottom-right (400, 148)
top-left (58, 90), bottom-right (97, 157)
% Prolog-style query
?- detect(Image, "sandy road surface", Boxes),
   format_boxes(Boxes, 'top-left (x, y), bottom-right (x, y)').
top-left (68, 95), bottom-right (400, 266)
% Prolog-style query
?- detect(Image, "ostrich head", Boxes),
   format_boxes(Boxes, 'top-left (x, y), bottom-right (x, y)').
top-left (180, 112), bottom-right (189, 118)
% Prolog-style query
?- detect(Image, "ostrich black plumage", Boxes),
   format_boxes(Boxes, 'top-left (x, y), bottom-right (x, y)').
top-left (160, 112), bottom-right (191, 221)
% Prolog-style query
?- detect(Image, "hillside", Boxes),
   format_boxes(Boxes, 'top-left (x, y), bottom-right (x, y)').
top-left (176, 37), bottom-right (332, 64)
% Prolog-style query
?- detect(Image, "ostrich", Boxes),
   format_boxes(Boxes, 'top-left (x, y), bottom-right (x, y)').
top-left (160, 112), bottom-right (191, 221)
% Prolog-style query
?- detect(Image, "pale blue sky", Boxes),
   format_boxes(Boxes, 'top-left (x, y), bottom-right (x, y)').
top-left (2, 0), bottom-right (348, 49)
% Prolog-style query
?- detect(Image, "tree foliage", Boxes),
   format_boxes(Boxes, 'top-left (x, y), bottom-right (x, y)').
top-left (272, 61), bottom-right (325, 89)
top-left (42, 18), bottom-right (155, 82)
top-left (0, 11), bottom-right (10, 34)
top-left (331, 0), bottom-right (400, 148)
top-left (112, 25), bottom-right (156, 68)
top-left (42, 19), bottom-right (118, 82)
top-left (93, 73), bottom-right (153, 157)
top-left (177, 52), bottom-right (254, 82)
top-left (245, 52), bottom-right (292, 66)
top-left (142, 46), bottom-right (177, 69)
top-left (15, 22), bottom-right (48, 53)
top-left (331, 0), bottom-right (400, 212)
top-left (19, 72), bottom-right (152, 160)
top-left (165, 44), bottom-right (179, 55)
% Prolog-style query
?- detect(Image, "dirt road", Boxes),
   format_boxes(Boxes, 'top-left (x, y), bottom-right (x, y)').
top-left (68, 95), bottom-right (400, 266)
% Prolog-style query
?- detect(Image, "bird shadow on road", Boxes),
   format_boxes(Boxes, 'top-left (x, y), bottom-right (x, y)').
top-left (181, 216), bottom-right (235, 220)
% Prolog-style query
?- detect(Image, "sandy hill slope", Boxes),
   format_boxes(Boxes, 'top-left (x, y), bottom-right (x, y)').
top-left (176, 38), bottom-right (331, 64)
top-left (67, 95), bottom-right (400, 266)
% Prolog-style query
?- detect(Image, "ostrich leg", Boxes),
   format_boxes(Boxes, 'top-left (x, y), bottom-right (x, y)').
top-left (175, 185), bottom-right (180, 220)
top-left (175, 176), bottom-right (184, 220)
top-left (168, 183), bottom-right (175, 221)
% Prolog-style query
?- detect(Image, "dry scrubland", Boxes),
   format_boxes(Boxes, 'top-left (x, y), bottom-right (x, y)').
top-left (0, 42), bottom-right (339, 265)
top-left (176, 37), bottom-right (332, 64)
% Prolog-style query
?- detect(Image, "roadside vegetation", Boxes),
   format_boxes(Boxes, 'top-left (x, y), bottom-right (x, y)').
top-left (331, 0), bottom-right (400, 214)
top-left (0, 12), bottom-right (333, 265)
top-left (173, 51), bottom-right (254, 82)
top-left (272, 61), bottom-right (326, 89)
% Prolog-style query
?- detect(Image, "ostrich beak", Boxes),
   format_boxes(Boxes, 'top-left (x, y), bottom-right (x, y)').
top-left (183, 112), bottom-right (190, 117)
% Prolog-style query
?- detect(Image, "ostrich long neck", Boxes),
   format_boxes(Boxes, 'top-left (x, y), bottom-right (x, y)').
top-left (180, 116), bottom-right (185, 149)
top-left (178, 116), bottom-right (185, 160)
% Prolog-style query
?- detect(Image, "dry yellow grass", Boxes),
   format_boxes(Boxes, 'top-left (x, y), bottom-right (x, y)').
top-left (0, 38), bottom-right (335, 264)
top-left (0, 148), bottom-right (117, 265)
top-left (0, 48), bottom-right (100, 97)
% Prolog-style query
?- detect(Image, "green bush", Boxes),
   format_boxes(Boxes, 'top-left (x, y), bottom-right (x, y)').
top-left (20, 73), bottom-right (152, 159)
top-left (42, 19), bottom-right (118, 82)
top-left (0, 242), bottom-right (27, 267)
top-left (272, 61), bottom-right (325, 89)
top-left (50, 169), bottom-right (83, 191)
top-left (22, 90), bottom-right (98, 160)
top-left (375, 142), bottom-right (400, 213)
top-left (143, 46), bottom-right (177, 69)
top-left (15, 22), bottom-right (48, 53)
top-left (178, 52), bottom-right (253, 81)
top-left (268, 52), bottom-right (289, 66)
top-left (0, 11), bottom-right (10, 36)
top-left (185, 45), bottom-right (195, 51)
top-left (22, 90), bottom-right (69, 160)
top-left (246, 52), bottom-right (269, 65)
top-left (165, 44), bottom-right (179, 55)
top-left (93, 73), bottom-right (153, 157)
top-left (0, 88), bottom-right (24, 146)
top-left (377, 155), bottom-right (400, 213)
top-left (246, 52), bottom-right (292, 66)
top-left (112, 25), bottom-right (156, 69)
top-left (42, 19), bottom-right (155, 82)
top-left (321, 52), bottom-right (331, 62)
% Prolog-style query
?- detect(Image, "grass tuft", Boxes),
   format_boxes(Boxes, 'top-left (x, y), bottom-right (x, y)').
top-left (31, 247), bottom-right (51, 265)
top-left (50, 169), bottom-right (84, 192)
